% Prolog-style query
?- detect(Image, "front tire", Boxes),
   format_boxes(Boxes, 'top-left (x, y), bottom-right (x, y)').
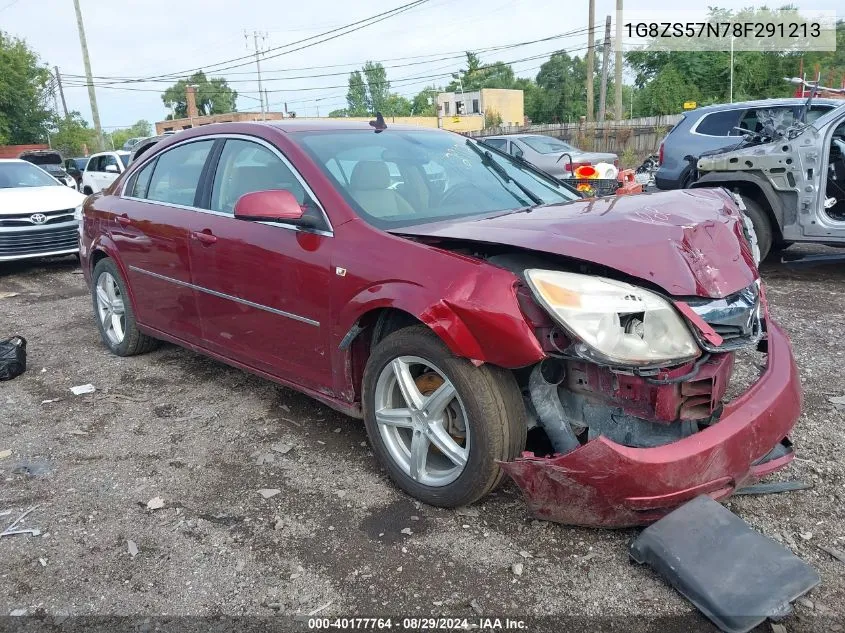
top-left (91, 258), bottom-right (158, 356)
top-left (362, 325), bottom-right (526, 508)
top-left (739, 196), bottom-right (774, 261)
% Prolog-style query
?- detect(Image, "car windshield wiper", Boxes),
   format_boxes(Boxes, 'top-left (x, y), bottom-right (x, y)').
top-left (465, 139), bottom-right (543, 206)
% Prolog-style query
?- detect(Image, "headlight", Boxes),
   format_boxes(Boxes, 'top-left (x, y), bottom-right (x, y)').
top-left (73, 205), bottom-right (83, 222)
top-left (525, 270), bottom-right (700, 366)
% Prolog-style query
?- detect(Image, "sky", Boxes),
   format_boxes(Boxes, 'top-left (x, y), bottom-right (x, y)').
top-left (0, 0), bottom-right (840, 131)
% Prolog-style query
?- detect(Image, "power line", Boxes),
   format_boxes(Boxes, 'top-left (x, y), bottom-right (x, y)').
top-left (70, 0), bottom-right (433, 86)
top-left (0, 0), bottom-right (21, 12)
top-left (62, 27), bottom-right (599, 84)
top-left (62, 48), bottom-right (581, 97)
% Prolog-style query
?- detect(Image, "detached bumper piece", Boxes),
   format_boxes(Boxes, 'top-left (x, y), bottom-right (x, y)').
top-left (630, 495), bottom-right (819, 633)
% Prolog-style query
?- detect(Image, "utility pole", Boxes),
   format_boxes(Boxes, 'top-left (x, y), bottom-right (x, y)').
top-left (72, 0), bottom-right (104, 150)
top-left (245, 31), bottom-right (268, 120)
top-left (598, 15), bottom-right (611, 122)
top-left (586, 0), bottom-right (596, 122)
top-left (614, 0), bottom-right (623, 121)
top-left (54, 66), bottom-right (69, 118)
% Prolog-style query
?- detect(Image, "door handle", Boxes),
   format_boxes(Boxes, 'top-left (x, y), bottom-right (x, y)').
top-left (117, 214), bottom-right (131, 226)
top-left (191, 230), bottom-right (217, 245)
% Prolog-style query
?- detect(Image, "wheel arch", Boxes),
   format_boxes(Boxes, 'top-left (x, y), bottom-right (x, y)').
top-left (87, 239), bottom-right (141, 324)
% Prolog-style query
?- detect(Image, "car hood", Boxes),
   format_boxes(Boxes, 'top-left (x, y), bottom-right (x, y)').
top-left (0, 186), bottom-right (86, 215)
top-left (390, 188), bottom-right (757, 299)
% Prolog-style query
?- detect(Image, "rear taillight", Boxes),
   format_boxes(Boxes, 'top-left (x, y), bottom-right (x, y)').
top-left (565, 161), bottom-right (590, 172)
top-left (658, 141), bottom-right (664, 166)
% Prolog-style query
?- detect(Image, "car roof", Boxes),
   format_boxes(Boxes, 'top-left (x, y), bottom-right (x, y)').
top-left (691, 97), bottom-right (843, 113)
top-left (89, 150), bottom-right (130, 157)
top-left (0, 158), bottom-right (27, 163)
top-left (264, 119), bottom-right (444, 133)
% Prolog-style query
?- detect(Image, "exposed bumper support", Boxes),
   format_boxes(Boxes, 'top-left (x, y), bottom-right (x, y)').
top-left (500, 320), bottom-right (801, 527)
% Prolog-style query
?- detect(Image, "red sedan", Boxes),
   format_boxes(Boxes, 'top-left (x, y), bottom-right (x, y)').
top-left (80, 120), bottom-right (801, 527)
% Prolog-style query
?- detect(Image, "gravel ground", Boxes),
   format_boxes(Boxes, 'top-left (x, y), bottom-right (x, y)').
top-left (1, 249), bottom-right (843, 632)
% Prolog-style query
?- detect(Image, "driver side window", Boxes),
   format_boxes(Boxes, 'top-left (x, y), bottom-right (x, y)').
top-left (210, 139), bottom-right (313, 215)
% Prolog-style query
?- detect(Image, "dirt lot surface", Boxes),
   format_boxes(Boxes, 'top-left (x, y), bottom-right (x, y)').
top-left (1, 250), bottom-right (844, 632)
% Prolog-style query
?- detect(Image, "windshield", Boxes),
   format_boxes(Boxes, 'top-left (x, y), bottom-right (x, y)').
top-left (519, 135), bottom-right (576, 154)
top-left (294, 129), bottom-right (578, 229)
top-left (73, 158), bottom-right (89, 170)
top-left (119, 154), bottom-right (130, 168)
top-left (0, 162), bottom-right (59, 188)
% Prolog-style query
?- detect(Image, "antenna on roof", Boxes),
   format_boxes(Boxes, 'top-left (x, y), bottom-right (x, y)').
top-left (369, 112), bottom-right (387, 133)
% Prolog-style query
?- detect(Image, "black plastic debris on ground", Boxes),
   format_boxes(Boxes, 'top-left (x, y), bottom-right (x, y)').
top-left (0, 336), bottom-right (26, 381)
top-left (630, 495), bottom-right (820, 633)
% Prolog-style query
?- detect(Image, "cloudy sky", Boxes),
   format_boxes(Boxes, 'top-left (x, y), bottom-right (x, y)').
top-left (1, 0), bottom-right (839, 130)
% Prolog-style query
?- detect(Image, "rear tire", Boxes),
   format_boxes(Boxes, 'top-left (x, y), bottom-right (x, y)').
top-left (91, 258), bottom-right (158, 357)
top-left (83, 186), bottom-right (93, 195)
top-left (739, 196), bottom-right (773, 261)
top-left (362, 325), bottom-right (526, 508)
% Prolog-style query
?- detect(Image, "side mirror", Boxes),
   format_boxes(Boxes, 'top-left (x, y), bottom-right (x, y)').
top-left (104, 164), bottom-right (119, 173)
top-left (234, 189), bottom-right (305, 223)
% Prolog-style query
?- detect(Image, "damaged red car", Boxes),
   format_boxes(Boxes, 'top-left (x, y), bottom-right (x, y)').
top-left (79, 121), bottom-right (801, 527)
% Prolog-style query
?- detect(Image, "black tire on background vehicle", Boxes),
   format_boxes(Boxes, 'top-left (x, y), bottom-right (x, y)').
top-left (83, 186), bottom-right (93, 195)
top-left (91, 257), bottom-right (158, 356)
top-left (738, 196), bottom-right (773, 261)
top-left (362, 325), bottom-right (526, 508)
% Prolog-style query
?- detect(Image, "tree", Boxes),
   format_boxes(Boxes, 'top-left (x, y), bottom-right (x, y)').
top-left (634, 65), bottom-right (699, 116)
top-left (363, 61), bottom-right (390, 114)
top-left (447, 52), bottom-right (516, 91)
top-left (0, 31), bottom-right (52, 144)
top-left (411, 86), bottom-right (438, 116)
top-left (383, 93), bottom-right (412, 116)
top-left (346, 70), bottom-right (368, 116)
top-left (49, 111), bottom-right (98, 157)
top-left (108, 120), bottom-right (152, 150)
top-left (328, 108), bottom-right (348, 117)
top-left (161, 71), bottom-right (237, 118)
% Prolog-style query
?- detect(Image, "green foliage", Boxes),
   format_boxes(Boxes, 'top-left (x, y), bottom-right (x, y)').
top-left (363, 61), bottom-right (390, 114)
top-left (344, 62), bottom-right (414, 117)
top-left (161, 71), bottom-right (238, 118)
top-left (328, 108), bottom-right (348, 117)
top-left (633, 65), bottom-right (700, 116)
top-left (383, 93), bottom-right (412, 116)
top-left (447, 52), bottom-right (516, 91)
top-left (49, 111), bottom-right (98, 157)
top-left (483, 109), bottom-right (502, 128)
top-left (0, 31), bottom-right (52, 144)
top-left (346, 70), bottom-right (368, 116)
top-left (108, 120), bottom-right (152, 150)
top-left (411, 86), bottom-right (438, 116)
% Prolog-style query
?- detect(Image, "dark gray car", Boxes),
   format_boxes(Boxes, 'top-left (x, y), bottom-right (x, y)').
top-left (656, 98), bottom-right (841, 190)
top-left (480, 134), bottom-right (617, 180)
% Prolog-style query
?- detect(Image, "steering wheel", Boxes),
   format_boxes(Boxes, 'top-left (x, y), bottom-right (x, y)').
top-left (440, 182), bottom-right (481, 206)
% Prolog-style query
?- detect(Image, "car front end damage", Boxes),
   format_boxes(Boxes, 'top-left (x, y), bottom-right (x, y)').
top-left (502, 272), bottom-right (800, 528)
top-left (501, 317), bottom-right (799, 527)
top-left (392, 189), bottom-right (802, 528)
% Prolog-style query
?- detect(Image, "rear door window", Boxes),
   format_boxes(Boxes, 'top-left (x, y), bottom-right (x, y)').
top-left (128, 159), bottom-right (157, 198)
top-left (482, 138), bottom-right (507, 151)
top-left (695, 110), bottom-right (743, 136)
top-left (146, 140), bottom-right (214, 207)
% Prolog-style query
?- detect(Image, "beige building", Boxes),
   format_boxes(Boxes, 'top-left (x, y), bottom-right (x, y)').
top-left (436, 88), bottom-right (524, 132)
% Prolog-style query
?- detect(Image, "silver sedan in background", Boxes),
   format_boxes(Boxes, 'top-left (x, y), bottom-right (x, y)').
top-left (480, 134), bottom-right (617, 180)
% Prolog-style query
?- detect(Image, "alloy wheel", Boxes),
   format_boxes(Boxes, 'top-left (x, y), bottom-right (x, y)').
top-left (95, 271), bottom-right (126, 346)
top-left (373, 355), bottom-right (470, 487)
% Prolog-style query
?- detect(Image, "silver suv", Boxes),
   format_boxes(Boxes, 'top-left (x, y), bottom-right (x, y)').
top-left (691, 102), bottom-right (845, 259)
